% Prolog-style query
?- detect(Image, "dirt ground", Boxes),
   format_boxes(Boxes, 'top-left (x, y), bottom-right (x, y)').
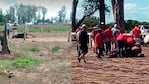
top-left (71, 41), bottom-right (149, 84)
top-left (0, 32), bottom-right (71, 84)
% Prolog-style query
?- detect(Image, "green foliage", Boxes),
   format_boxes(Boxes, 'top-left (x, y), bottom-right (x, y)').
top-left (13, 55), bottom-right (41, 68)
top-left (52, 45), bottom-right (61, 53)
top-left (83, 16), bottom-right (99, 29)
top-left (124, 20), bottom-right (149, 31)
top-left (29, 47), bottom-right (40, 52)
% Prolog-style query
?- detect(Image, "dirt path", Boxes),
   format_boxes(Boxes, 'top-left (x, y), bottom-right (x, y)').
top-left (71, 42), bottom-right (149, 84)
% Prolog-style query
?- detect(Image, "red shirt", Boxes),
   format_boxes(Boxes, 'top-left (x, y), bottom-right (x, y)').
top-left (104, 28), bottom-right (112, 41)
top-left (132, 27), bottom-right (141, 38)
top-left (116, 34), bottom-right (125, 41)
top-left (95, 33), bottom-right (103, 48)
top-left (126, 37), bottom-right (134, 44)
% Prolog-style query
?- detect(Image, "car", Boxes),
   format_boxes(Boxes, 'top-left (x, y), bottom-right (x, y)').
top-left (139, 25), bottom-right (149, 34)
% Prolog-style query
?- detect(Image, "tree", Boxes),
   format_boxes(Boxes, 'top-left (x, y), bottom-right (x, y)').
top-left (83, 16), bottom-right (99, 28)
top-left (71, 0), bottom-right (98, 31)
top-left (58, 5), bottom-right (67, 23)
top-left (111, 0), bottom-right (124, 30)
top-left (41, 7), bottom-right (47, 24)
top-left (71, 0), bottom-right (110, 31)
top-left (0, 23), bottom-right (10, 54)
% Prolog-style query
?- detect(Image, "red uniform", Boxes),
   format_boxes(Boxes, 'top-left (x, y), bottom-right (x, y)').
top-left (95, 33), bottom-right (103, 48)
top-left (132, 27), bottom-right (141, 38)
top-left (116, 34), bottom-right (125, 41)
top-left (104, 28), bottom-right (112, 41)
top-left (126, 37), bottom-right (134, 44)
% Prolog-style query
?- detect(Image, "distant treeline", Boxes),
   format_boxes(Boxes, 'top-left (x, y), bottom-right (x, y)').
top-left (82, 16), bottom-right (149, 31)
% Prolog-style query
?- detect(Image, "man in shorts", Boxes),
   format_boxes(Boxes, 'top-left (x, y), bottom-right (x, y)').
top-left (78, 24), bottom-right (89, 63)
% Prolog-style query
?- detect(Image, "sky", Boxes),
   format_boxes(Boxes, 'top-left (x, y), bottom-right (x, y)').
top-left (0, 0), bottom-right (149, 23)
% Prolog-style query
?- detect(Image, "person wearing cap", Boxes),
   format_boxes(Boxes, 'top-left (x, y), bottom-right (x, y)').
top-left (111, 23), bottom-right (120, 51)
top-left (95, 28), bottom-right (104, 59)
top-left (78, 24), bottom-right (89, 63)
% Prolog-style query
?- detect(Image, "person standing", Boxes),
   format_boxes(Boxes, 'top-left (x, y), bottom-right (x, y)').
top-left (104, 26), bottom-right (112, 55)
top-left (95, 28), bottom-right (104, 59)
top-left (78, 24), bottom-right (89, 63)
top-left (6, 21), bottom-right (11, 38)
top-left (12, 22), bottom-right (18, 38)
top-left (132, 24), bottom-right (141, 44)
top-left (111, 23), bottom-right (120, 51)
top-left (116, 33), bottom-right (125, 57)
top-left (76, 26), bottom-right (81, 58)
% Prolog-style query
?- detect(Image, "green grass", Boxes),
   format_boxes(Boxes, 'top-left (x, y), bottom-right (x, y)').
top-left (13, 55), bottom-right (41, 68)
top-left (0, 43), bottom-right (42, 74)
top-left (0, 55), bottom-right (42, 74)
top-left (17, 26), bottom-right (70, 32)
top-left (52, 45), bottom-right (61, 53)
top-left (29, 47), bottom-right (40, 52)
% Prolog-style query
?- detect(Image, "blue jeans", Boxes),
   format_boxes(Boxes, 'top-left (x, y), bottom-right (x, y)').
top-left (77, 45), bottom-right (81, 57)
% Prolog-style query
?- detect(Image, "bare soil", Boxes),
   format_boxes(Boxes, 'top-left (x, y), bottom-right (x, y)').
top-left (0, 32), bottom-right (71, 84)
top-left (71, 41), bottom-right (149, 84)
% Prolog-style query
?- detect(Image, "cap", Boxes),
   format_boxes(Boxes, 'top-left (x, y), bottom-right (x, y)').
top-left (81, 24), bottom-right (86, 29)
top-left (114, 24), bottom-right (117, 28)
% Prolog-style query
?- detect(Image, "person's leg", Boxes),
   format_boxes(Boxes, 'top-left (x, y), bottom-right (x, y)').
top-left (117, 41), bottom-right (123, 57)
top-left (105, 41), bottom-right (108, 54)
top-left (106, 41), bottom-right (111, 54)
top-left (77, 45), bottom-right (81, 57)
top-left (79, 45), bottom-right (88, 62)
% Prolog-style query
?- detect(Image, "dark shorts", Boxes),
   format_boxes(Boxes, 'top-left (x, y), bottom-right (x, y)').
top-left (80, 45), bottom-right (88, 53)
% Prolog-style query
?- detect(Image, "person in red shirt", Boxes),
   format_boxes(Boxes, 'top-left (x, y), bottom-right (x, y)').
top-left (95, 29), bottom-right (104, 59)
top-left (124, 35), bottom-right (135, 56)
top-left (104, 26), bottom-right (112, 54)
top-left (116, 33), bottom-right (125, 57)
top-left (132, 24), bottom-right (141, 43)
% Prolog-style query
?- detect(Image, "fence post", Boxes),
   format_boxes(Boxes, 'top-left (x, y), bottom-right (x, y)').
top-left (40, 25), bottom-right (43, 32)
top-left (24, 23), bottom-right (27, 40)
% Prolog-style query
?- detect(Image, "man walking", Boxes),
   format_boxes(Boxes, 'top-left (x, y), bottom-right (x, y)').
top-left (78, 24), bottom-right (89, 63)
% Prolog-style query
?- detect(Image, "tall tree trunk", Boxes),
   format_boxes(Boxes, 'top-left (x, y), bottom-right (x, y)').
top-left (99, 0), bottom-right (106, 29)
top-left (111, 0), bottom-right (124, 31)
top-left (71, 0), bottom-right (78, 32)
top-left (0, 24), bottom-right (10, 54)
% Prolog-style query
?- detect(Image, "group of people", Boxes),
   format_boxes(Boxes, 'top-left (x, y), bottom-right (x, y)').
top-left (75, 23), bottom-right (142, 63)
top-left (5, 21), bottom-right (18, 38)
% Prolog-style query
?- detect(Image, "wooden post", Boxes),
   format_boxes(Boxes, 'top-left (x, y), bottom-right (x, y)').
top-left (40, 25), bottom-right (43, 32)
top-left (24, 23), bottom-right (27, 40)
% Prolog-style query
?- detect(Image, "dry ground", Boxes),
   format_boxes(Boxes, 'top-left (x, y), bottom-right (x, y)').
top-left (0, 32), bottom-right (71, 84)
top-left (72, 41), bottom-right (149, 84)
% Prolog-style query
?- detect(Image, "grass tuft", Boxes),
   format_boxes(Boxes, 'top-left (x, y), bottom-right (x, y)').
top-left (52, 45), bottom-right (61, 53)
top-left (29, 47), bottom-right (40, 52)
top-left (13, 55), bottom-right (41, 68)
